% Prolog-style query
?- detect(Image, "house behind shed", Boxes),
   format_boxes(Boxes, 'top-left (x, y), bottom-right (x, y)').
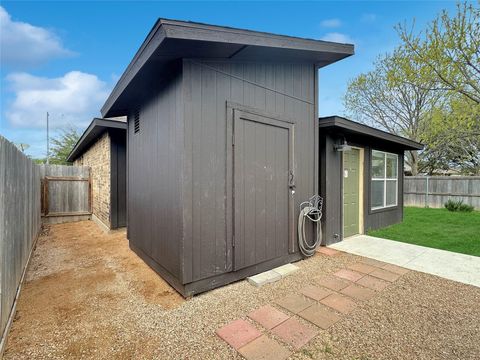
top-left (67, 118), bottom-right (127, 230)
top-left (100, 19), bottom-right (354, 296)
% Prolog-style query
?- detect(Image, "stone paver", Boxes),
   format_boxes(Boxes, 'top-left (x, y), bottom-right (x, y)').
top-left (299, 285), bottom-right (332, 301)
top-left (334, 269), bottom-right (364, 282)
top-left (382, 263), bottom-right (410, 275)
top-left (370, 268), bottom-right (401, 282)
top-left (298, 303), bottom-right (342, 329)
top-left (340, 283), bottom-right (376, 301)
top-left (248, 305), bottom-right (289, 330)
top-left (316, 247), bottom-right (340, 256)
top-left (360, 257), bottom-right (388, 268)
top-left (315, 275), bottom-right (351, 291)
top-left (320, 293), bottom-right (357, 314)
top-left (216, 319), bottom-right (261, 350)
top-left (238, 335), bottom-right (291, 360)
top-left (275, 294), bottom-right (315, 314)
top-left (247, 270), bottom-right (282, 287)
top-left (271, 318), bottom-right (318, 349)
top-left (348, 262), bottom-right (377, 274)
top-left (356, 275), bottom-right (389, 291)
top-left (272, 263), bottom-right (299, 277)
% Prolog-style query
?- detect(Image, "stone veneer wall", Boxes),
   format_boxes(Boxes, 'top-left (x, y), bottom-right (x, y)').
top-left (74, 132), bottom-right (111, 229)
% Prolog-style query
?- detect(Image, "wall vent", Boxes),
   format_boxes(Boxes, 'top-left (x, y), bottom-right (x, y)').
top-left (134, 109), bottom-right (140, 134)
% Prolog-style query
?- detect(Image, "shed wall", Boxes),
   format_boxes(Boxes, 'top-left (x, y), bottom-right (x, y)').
top-left (182, 60), bottom-right (316, 284)
top-left (74, 132), bottom-right (111, 228)
top-left (320, 131), bottom-right (404, 244)
top-left (127, 69), bottom-right (184, 282)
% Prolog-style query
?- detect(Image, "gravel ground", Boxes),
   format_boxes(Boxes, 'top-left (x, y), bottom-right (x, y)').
top-left (4, 221), bottom-right (480, 359)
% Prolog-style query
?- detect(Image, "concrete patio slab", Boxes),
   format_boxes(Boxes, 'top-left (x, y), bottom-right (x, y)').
top-left (330, 235), bottom-right (480, 288)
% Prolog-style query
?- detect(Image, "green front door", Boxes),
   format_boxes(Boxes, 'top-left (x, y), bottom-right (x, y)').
top-left (343, 149), bottom-right (360, 238)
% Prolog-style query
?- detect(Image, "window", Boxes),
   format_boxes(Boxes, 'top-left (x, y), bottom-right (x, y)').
top-left (371, 150), bottom-right (398, 210)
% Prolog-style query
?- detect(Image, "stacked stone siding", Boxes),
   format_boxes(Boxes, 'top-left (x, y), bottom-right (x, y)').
top-left (74, 132), bottom-right (111, 229)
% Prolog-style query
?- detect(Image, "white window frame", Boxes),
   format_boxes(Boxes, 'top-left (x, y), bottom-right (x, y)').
top-left (371, 150), bottom-right (398, 210)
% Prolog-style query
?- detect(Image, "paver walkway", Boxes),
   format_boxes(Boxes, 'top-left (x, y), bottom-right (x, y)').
top-left (330, 235), bottom-right (480, 288)
top-left (216, 249), bottom-right (410, 359)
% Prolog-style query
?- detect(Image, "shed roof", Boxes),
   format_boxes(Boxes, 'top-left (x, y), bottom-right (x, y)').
top-left (101, 18), bottom-right (355, 118)
top-left (319, 116), bottom-right (423, 150)
top-left (67, 118), bottom-right (127, 162)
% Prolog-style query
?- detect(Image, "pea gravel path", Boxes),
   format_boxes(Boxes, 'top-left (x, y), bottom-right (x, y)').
top-left (4, 221), bottom-right (480, 359)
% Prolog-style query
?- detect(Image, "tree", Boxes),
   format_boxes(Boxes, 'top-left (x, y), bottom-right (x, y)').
top-left (421, 96), bottom-right (480, 175)
top-left (344, 47), bottom-right (442, 175)
top-left (397, 1), bottom-right (480, 104)
top-left (49, 126), bottom-right (80, 165)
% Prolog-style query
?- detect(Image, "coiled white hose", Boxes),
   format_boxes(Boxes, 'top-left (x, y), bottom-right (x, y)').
top-left (298, 195), bottom-right (323, 257)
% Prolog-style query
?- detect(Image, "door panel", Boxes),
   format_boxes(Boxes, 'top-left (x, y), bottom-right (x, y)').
top-left (343, 149), bottom-right (360, 238)
top-left (233, 110), bottom-right (293, 270)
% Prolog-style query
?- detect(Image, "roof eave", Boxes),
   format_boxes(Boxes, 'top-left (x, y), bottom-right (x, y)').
top-left (101, 19), bottom-right (354, 118)
top-left (319, 116), bottom-right (423, 151)
top-left (67, 118), bottom-right (127, 162)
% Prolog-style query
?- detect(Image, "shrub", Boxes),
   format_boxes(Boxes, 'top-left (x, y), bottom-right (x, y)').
top-left (444, 199), bottom-right (474, 212)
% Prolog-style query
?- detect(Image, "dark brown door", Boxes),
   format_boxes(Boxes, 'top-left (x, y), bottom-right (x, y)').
top-left (233, 110), bottom-right (294, 270)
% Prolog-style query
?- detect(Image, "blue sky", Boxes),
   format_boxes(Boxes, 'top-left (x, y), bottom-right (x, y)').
top-left (0, 0), bottom-right (457, 158)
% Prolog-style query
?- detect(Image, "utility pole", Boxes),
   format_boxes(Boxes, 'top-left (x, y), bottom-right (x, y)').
top-left (46, 111), bottom-right (50, 164)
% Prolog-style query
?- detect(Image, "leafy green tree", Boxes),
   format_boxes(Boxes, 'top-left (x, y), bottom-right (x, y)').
top-left (49, 126), bottom-right (80, 165)
top-left (397, 1), bottom-right (480, 104)
top-left (344, 47), bottom-right (442, 175)
top-left (421, 97), bottom-right (480, 175)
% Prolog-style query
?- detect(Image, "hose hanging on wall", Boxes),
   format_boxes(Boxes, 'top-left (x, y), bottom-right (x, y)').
top-left (298, 195), bottom-right (323, 257)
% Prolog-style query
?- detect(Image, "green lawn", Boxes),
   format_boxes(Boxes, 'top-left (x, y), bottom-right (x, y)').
top-left (368, 207), bottom-right (480, 256)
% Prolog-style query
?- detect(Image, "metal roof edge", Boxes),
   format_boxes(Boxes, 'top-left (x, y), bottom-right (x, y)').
top-left (67, 118), bottom-right (127, 162)
top-left (101, 18), bottom-right (354, 117)
top-left (319, 116), bottom-right (423, 150)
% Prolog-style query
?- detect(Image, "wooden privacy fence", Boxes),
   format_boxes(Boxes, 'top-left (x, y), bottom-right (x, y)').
top-left (0, 136), bottom-right (41, 353)
top-left (404, 176), bottom-right (480, 209)
top-left (39, 165), bottom-right (91, 224)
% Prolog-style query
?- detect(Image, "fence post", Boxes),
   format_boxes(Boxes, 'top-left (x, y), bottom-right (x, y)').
top-left (425, 176), bottom-right (429, 208)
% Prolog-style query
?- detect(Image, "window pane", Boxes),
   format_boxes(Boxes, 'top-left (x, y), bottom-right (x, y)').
top-left (386, 154), bottom-right (398, 179)
top-left (386, 180), bottom-right (397, 206)
top-left (371, 180), bottom-right (384, 208)
top-left (372, 151), bottom-right (385, 178)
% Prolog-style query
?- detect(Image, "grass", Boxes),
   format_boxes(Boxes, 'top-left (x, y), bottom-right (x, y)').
top-left (368, 207), bottom-right (480, 257)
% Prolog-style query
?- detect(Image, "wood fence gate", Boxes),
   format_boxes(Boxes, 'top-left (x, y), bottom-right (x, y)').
top-left (40, 165), bottom-right (92, 224)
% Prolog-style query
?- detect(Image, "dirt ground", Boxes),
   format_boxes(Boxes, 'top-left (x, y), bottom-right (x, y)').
top-left (4, 221), bottom-right (480, 359)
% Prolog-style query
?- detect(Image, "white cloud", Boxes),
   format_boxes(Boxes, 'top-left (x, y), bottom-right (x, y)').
top-left (320, 18), bottom-right (342, 28)
top-left (361, 13), bottom-right (377, 23)
top-left (321, 32), bottom-right (354, 44)
top-left (5, 71), bottom-right (110, 128)
top-left (0, 6), bottom-right (73, 67)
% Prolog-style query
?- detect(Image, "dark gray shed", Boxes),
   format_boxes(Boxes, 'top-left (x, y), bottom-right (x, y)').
top-left (318, 116), bottom-right (423, 244)
top-left (101, 19), bottom-right (354, 296)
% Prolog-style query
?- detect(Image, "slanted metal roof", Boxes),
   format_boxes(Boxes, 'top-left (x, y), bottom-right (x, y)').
top-left (101, 18), bottom-right (355, 117)
top-left (319, 116), bottom-right (423, 151)
top-left (67, 118), bottom-right (127, 162)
